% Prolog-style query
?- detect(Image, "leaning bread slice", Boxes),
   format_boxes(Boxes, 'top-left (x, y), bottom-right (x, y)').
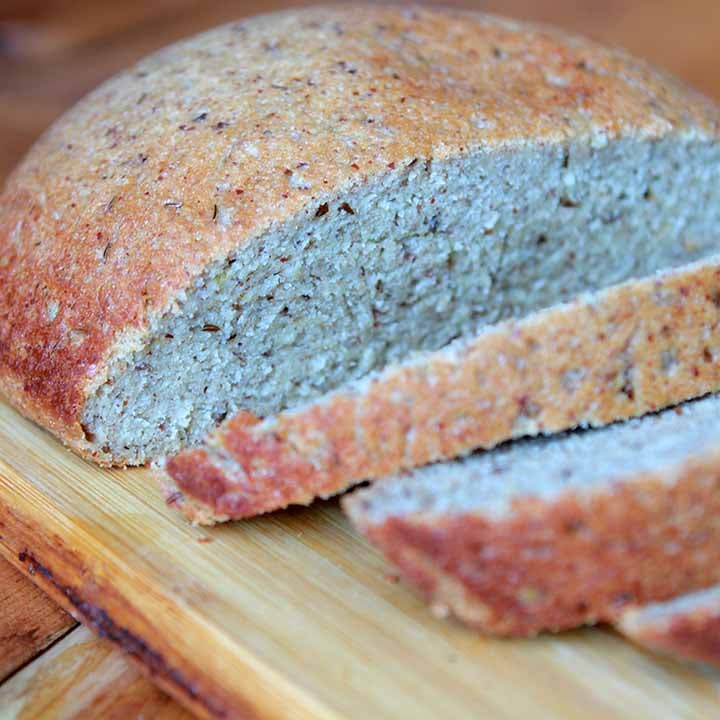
top-left (617, 586), bottom-right (720, 666)
top-left (164, 258), bottom-right (720, 522)
top-left (2, 6), bottom-right (720, 469)
top-left (342, 393), bottom-right (720, 637)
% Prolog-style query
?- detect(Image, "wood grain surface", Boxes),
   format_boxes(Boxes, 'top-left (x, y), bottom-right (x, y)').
top-left (0, 551), bottom-right (183, 718)
top-left (1, 1), bottom-right (720, 718)
top-left (1, 399), bottom-right (719, 719)
top-left (0, 625), bottom-right (194, 720)
top-left (0, 560), bottom-right (76, 684)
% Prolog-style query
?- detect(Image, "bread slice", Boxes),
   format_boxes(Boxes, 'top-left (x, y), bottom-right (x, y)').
top-left (617, 586), bottom-right (720, 666)
top-left (164, 258), bottom-right (720, 521)
top-left (342, 393), bottom-right (720, 637)
top-left (2, 6), bottom-right (720, 469)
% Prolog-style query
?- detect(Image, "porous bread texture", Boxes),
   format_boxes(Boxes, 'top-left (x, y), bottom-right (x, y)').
top-left (348, 392), bottom-right (720, 523)
top-left (343, 394), bottom-right (720, 636)
top-left (617, 585), bottom-right (720, 666)
top-left (165, 257), bottom-right (720, 522)
top-left (2, 4), bottom-right (720, 467)
top-left (82, 137), bottom-right (720, 464)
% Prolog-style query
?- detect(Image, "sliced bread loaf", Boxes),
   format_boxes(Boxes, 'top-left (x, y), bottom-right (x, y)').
top-left (342, 393), bottom-right (720, 637)
top-left (617, 586), bottom-right (720, 666)
top-left (165, 258), bottom-right (720, 522)
top-left (2, 6), bottom-right (720, 469)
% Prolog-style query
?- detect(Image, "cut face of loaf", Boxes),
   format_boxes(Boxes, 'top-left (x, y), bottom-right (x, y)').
top-left (1, 6), bottom-right (720, 469)
top-left (164, 258), bottom-right (720, 522)
top-left (88, 136), bottom-right (720, 465)
top-left (342, 394), bottom-right (720, 637)
top-left (617, 585), bottom-right (720, 666)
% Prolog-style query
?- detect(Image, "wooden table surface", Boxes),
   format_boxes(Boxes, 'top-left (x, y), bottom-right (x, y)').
top-left (1, 1), bottom-right (719, 717)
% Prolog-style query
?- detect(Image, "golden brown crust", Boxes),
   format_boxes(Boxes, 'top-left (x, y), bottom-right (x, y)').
top-left (1, 5), bottom-right (718, 462)
top-left (343, 451), bottom-right (720, 637)
top-left (166, 258), bottom-right (720, 521)
top-left (618, 590), bottom-right (720, 666)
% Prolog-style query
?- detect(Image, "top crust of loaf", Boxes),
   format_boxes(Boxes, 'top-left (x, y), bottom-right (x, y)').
top-left (1, 4), bottom-right (719, 452)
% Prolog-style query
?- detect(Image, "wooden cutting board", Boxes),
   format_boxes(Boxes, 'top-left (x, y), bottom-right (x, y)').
top-left (0, 398), bottom-right (718, 720)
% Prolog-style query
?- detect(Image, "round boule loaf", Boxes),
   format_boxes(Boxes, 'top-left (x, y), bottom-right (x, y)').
top-left (1, 5), bottom-right (720, 468)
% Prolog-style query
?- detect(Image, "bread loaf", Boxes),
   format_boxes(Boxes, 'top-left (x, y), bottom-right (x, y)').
top-left (617, 586), bottom-right (720, 666)
top-left (165, 258), bottom-right (720, 522)
top-left (343, 393), bottom-right (720, 636)
top-left (2, 6), bottom-right (720, 475)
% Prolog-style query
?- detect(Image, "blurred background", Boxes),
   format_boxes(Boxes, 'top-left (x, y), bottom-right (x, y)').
top-left (1, 0), bottom-right (719, 184)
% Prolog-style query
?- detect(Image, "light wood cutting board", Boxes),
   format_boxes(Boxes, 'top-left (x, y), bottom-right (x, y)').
top-left (0, 398), bottom-right (718, 719)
